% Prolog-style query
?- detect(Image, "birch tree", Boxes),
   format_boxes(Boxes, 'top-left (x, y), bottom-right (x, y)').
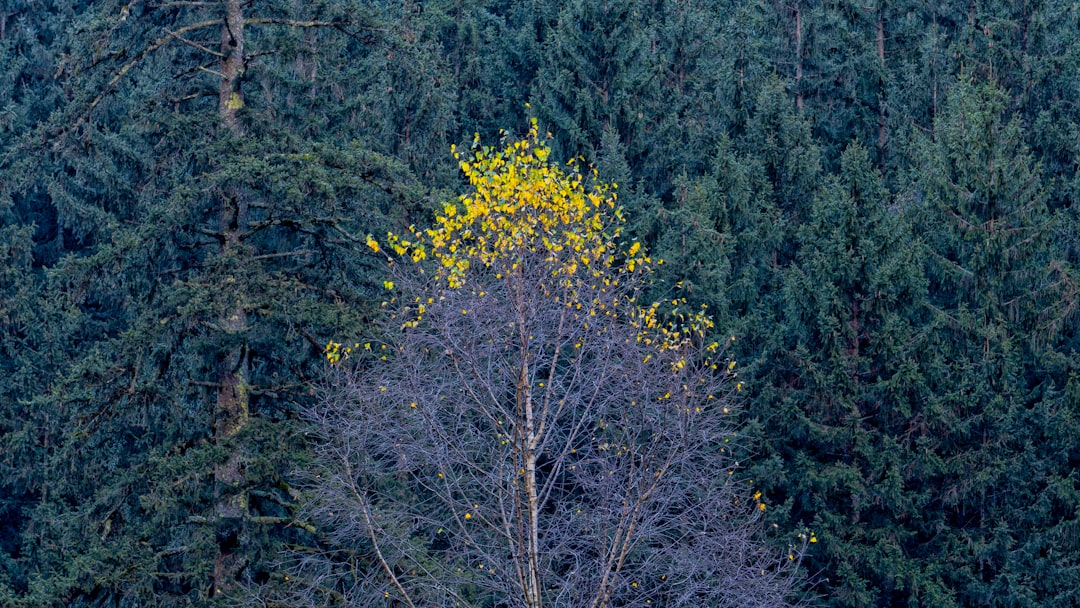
top-left (293, 124), bottom-right (805, 608)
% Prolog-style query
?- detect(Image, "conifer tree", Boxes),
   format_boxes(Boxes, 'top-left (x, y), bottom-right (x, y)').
top-left (746, 142), bottom-right (938, 607)
top-left (0, 0), bottom-right (447, 604)
top-left (3, 2), bottom-right (1079, 607)
top-left (904, 78), bottom-right (1080, 606)
top-left (0, 0), bottom-right (94, 598)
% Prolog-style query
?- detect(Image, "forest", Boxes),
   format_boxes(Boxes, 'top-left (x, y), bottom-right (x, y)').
top-left (0, 0), bottom-right (1078, 606)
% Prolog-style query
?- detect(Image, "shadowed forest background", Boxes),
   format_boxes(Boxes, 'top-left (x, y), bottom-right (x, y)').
top-left (1, 0), bottom-right (1078, 606)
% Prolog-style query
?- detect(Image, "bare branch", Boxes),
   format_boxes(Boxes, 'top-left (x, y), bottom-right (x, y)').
top-left (343, 459), bottom-right (417, 608)
top-left (250, 249), bottom-right (317, 262)
top-left (73, 20), bottom-right (222, 130)
top-left (148, 1), bottom-right (223, 7)
top-left (244, 18), bottom-right (349, 28)
top-left (164, 27), bottom-right (226, 58)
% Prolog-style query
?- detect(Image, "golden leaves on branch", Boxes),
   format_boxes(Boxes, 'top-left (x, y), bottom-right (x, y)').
top-left (359, 120), bottom-right (720, 369)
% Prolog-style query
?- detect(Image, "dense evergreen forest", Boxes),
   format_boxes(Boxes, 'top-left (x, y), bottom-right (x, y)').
top-left (1, 0), bottom-right (1078, 606)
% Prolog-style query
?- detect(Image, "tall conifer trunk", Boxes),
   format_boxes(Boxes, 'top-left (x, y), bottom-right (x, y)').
top-left (877, 13), bottom-right (887, 154)
top-left (211, 0), bottom-right (249, 597)
top-left (794, 3), bottom-right (803, 110)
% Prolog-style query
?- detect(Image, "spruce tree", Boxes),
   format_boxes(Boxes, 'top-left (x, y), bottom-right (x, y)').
top-left (747, 142), bottom-right (936, 607)
top-left (905, 78), bottom-right (1080, 607)
top-left (0, 1), bottom-right (448, 604)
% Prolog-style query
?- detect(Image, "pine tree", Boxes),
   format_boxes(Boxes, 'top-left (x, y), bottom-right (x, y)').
top-left (0, 0), bottom-right (93, 598)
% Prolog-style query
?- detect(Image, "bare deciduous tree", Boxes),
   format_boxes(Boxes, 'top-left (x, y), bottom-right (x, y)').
top-left (287, 125), bottom-right (805, 608)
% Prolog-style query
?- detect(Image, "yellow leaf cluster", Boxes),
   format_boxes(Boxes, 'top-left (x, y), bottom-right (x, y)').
top-left (325, 340), bottom-right (361, 365)
top-left (373, 119), bottom-right (649, 292)
top-left (348, 122), bottom-right (726, 370)
top-left (630, 298), bottom-right (715, 355)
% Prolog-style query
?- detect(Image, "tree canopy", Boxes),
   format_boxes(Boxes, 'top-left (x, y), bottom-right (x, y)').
top-left (1, 1), bottom-right (1078, 607)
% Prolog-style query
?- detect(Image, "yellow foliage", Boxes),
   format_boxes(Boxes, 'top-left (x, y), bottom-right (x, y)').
top-left (324, 340), bottom-right (352, 365)
top-left (355, 121), bottom-right (721, 362)
top-left (373, 119), bottom-right (641, 291)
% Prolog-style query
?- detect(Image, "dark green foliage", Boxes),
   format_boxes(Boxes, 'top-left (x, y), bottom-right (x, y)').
top-left (732, 80), bottom-right (1080, 608)
top-left (2, 0), bottom-right (1079, 606)
top-left (534, 0), bottom-right (776, 197)
top-left (1, 0), bottom-right (443, 604)
top-left (744, 141), bottom-right (937, 607)
top-left (903, 79), bottom-right (1080, 606)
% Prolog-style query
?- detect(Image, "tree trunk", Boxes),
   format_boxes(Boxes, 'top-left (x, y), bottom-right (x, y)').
top-left (211, 0), bottom-right (249, 598)
top-left (794, 2), bottom-right (803, 111)
top-left (877, 13), bottom-right (888, 154)
top-left (518, 350), bottom-right (543, 608)
top-left (219, 0), bottom-right (245, 134)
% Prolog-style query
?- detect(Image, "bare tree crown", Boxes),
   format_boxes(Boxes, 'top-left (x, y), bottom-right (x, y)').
top-left (298, 123), bottom-right (805, 608)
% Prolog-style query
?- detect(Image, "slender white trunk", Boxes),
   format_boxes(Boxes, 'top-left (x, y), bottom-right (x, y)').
top-left (520, 359), bottom-right (543, 608)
